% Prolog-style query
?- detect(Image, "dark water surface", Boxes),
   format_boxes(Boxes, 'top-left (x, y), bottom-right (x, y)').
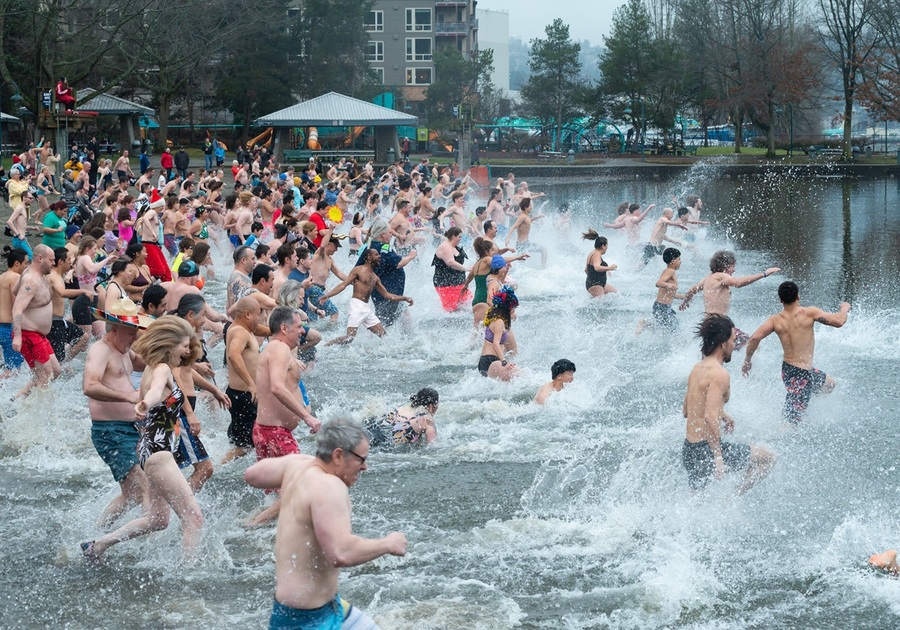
top-left (2, 162), bottom-right (899, 629)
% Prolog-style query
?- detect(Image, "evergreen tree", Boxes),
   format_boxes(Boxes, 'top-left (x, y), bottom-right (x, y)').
top-left (520, 19), bottom-right (584, 151)
top-left (425, 48), bottom-right (495, 129)
top-left (293, 0), bottom-right (379, 100)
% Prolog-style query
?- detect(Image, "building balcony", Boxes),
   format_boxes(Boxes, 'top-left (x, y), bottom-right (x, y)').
top-left (435, 21), bottom-right (468, 35)
top-left (434, 1), bottom-right (468, 7)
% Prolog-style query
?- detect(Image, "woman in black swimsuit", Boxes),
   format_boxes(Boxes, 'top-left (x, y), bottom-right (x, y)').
top-left (582, 229), bottom-right (618, 298)
top-left (81, 316), bottom-right (205, 564)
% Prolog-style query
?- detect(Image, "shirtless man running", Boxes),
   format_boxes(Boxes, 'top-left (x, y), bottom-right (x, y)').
top-left (307, 229), bottom-right (347, 323)
top-left (639, 208), bottom-right (688, 268)
top-left (82, 303), bottom-right (148, 527)
top-left (505, 197), bottom-right (546, 266)
top-left (0, 247), bottom-right (29, 373)
top-left (680, 250), bottom-right (780, 350)
top-left (682, 314), bottom-right (775, 494)
top-left (319, 248), bottom-right (413, 346)
top-left (742, 281), bottom-right (850, 425)
top-left (222, 297), bottom-right (262, 464)
top-left (249, 306), bottom-right (321, 525)
top-left (604, 203), bottom-right (654, 248)
top-left (47, 248), bottom-right (91, 361)
top-left (11, 244), bottom-right (62, 397)
top-left (244, 419), bottom-right (407, 627)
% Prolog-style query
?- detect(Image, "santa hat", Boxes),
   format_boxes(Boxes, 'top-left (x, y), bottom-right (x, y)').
top-left (149, 188), bottom-right (164, 209)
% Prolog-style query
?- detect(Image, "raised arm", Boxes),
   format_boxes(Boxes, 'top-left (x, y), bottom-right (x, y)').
top-left (727, 268), bottom-right (781, 288)
top-left (810, 302), bottom-right (851, 328)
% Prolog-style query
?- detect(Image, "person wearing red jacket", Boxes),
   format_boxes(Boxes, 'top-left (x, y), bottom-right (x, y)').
top-left (160, 148), bottom-right (174, 182)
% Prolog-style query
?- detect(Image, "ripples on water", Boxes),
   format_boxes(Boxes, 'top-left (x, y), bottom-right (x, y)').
top-left (2, 162), bottom-right (900, 628)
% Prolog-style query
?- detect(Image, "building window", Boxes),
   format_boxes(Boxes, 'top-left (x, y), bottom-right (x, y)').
top-left (367, 41), bottom-right (384, 62)
top-left (373, 67), bottom-right (384, 84)
top-left (406, 8), bottom-right (432, 32)
top-left (406, 38), bottom-right (433, 62)
top-left (364, 10), bottom-right (383, 32)
top-left (406, 67), bottom-right (433, 85)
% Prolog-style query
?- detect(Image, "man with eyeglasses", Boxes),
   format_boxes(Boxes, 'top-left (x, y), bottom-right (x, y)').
top-left (247, 306), bottom-right (321, 527)
top-left (245, 418), bottom-right (407, 630)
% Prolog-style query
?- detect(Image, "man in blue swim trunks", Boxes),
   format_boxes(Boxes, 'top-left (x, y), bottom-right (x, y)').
top-left (82, 300), bottom-right (149, 526)
top-left (245, 419), bottom-right (406, 629)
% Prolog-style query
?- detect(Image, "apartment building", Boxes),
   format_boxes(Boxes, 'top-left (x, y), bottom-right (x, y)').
top-left (365, 0), bottom-right (478, 113)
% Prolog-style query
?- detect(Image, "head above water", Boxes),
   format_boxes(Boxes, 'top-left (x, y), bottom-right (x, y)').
top-left (696, 313), bottom-right (735, 358)
top-left (551, 359), bottom-right (576, 380)
top-left (710, 250), bottom-right (736, 273)
top-left (410, 387), bottom-right (439, 408)
top-left (663, 248), bottom-right (681, 265)
top-left (582, 228), bottom-right (607, 250)
top-left (778, 280), bottom-right (799, 305)
top-left (315, 418), bottom-right (370, 464)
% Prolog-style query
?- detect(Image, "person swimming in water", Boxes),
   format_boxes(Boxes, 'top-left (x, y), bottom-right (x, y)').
top-left (364, 387), bottom-right (439, 447)
top-left (534, 359), bottom-right (576, 404)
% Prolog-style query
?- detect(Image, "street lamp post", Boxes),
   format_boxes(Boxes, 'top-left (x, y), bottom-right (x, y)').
top-left (640, 99), bottom-right (646, 162)
top-left (0, 80), bottom-right (24, 165)
top-left (623, 101), bottom-right (645, 159)
top-left (789, 104), bottom-right (793, 159)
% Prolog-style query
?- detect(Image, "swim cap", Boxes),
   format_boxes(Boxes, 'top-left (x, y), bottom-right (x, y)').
top-left (490, 255), bottom-right (506, 271)
top-left (177, 260), bottom-right (200, 277)
top-left (491, 285), bottom-right (518, 310)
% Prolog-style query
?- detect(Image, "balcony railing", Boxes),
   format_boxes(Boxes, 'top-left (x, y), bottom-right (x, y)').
top-left (434, 1), bottom-right (468, 6)
top-left (435, 21), bottom-right (467, 35)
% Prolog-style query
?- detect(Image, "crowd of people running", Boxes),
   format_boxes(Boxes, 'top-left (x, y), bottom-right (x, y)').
top-left (0, 138), bottom-right (892, 629)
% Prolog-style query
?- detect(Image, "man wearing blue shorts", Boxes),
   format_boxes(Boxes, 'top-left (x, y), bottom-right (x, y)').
top-left (245, 419), bottom-right (406, 630)
top-left (82, 302), bottom-right (149, 527)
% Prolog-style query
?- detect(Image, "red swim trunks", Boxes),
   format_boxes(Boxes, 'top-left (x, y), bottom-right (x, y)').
top-left (143, 243), bottom-right (172, 282)
top-left (19, 329), bottom-right (55, 368)
top-left (252, 423), bottom-right (300, 460)
top-left (434, 285), bottom-right (471, 312)
top-left (252, 424), bottom-right (300, 495)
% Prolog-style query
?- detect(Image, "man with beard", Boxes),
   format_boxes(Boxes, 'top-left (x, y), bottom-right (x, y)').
top-left (682, 314), bottom-right (775, 494)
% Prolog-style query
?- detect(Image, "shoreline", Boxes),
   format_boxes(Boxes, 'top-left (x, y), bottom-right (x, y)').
top-left (481, 161), bottom-right (900, 182)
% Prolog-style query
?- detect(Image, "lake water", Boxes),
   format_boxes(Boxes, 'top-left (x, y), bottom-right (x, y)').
top-left (2, 160), bottom-right (899, 629)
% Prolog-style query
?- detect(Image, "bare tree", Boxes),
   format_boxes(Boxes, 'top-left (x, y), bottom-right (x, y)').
top-left (818, 0), bottom-right (880, 159)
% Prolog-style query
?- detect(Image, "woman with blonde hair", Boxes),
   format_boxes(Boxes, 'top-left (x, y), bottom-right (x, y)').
top-left (81, 315), bottom-right (205, 564)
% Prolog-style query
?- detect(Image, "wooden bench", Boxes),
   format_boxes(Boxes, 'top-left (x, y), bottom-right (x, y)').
top-left (808, 146), bottom-right (843, 158)
top-left (537, 151), bottom-right (565, 160)
top-left (680, 145), bottom-right (698, 156)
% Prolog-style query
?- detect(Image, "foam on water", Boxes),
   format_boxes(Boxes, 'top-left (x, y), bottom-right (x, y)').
top-left (2, 165), bottom-right (900, 628)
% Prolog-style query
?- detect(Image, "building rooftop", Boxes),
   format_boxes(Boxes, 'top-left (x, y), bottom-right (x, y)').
top-left (255, 92), bottom-right (418, 127)
top-left (76, 88), bottom-right (154, 115)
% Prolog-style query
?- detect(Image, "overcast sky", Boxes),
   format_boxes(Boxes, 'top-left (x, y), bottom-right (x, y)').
top-left (477, 0), bottom-right (622, 46)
